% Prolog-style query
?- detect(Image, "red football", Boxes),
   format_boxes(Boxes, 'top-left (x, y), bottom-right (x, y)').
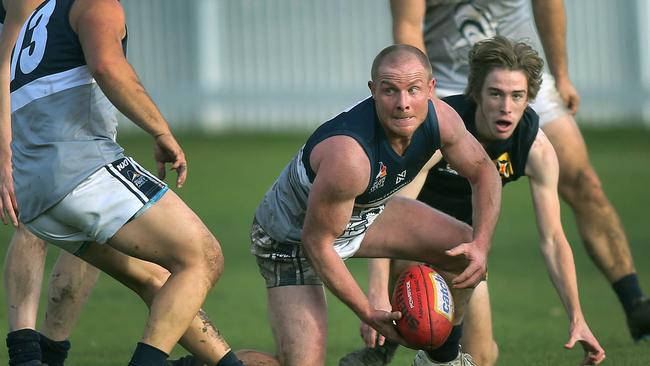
top-left (391, 264), bottom-right (454, 350)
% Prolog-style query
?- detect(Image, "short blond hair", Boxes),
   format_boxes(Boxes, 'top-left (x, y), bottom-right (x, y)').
top-left (371, 44), bottom-right (433, 82)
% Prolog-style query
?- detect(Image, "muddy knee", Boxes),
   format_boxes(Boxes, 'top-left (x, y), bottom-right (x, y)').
top-left (191, 231), bottom-right (224, 289)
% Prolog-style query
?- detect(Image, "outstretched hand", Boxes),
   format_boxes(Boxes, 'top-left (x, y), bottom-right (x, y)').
top-left (153, 133), bottom-right (187, 188)
top-left (564, 321), bottom-right (606, 365)
top-left (0, 160), bottom-right (18, 226)
top-left (445, 241), bottom-right (488, 288)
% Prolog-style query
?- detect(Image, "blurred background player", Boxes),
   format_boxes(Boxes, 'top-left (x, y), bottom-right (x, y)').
top-left (250, 44), bottom-right (502, 366)
top-left (340, 35), bottom-right (606, 366)
top-left (389, 0), bottom-right (649, 343)
top-left (0, 1), bottom-right (99, 365)
top-left (1, 0), bottom-right (246, 365)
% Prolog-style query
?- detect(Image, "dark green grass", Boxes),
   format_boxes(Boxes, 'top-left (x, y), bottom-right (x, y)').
top-left (0, 127), bottom-right (649, 365)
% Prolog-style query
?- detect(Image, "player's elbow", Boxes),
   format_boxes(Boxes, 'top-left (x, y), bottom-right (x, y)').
top-left (87, 59), bottom-right (127, 85)
top-left (538, 233), bottom-right (570, 260)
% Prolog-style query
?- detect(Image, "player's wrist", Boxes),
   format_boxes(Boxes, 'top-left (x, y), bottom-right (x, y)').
top-left (153, 131), bottom-right (172, 140)
top-left (568, 311), bottom-right (585, 325)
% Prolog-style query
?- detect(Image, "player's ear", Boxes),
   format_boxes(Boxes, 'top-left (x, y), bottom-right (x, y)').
top-left (428, 78), bottom-right (436, 99)
top-left (368, 80), bottom-right (375, 95)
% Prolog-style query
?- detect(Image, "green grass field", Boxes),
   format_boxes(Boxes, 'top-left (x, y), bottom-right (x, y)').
top-left (1, 127), bottom-right (649, 365)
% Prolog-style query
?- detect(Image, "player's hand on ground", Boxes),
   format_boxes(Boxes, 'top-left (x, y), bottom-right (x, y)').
top-left (366, 309), bottom-right (407, 346)
top-left (153, 132), bottom-right (188, 188)
top-left (555, 77), bottom-right (580, 115)
top-left (445, 241), bottom-right (488, 289)
top-left (0, 160), bottom-right (18, 226)
top-left (564, 321), bottom-right (606, 365)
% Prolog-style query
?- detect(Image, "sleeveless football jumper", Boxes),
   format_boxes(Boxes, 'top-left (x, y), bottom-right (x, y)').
top-left (418, 94), bottom-right (539, 225)
top-left (423, 0), bottom-right (544, 95)
top-left (10, 0), bottom-right (127, 222)
top-left (254, 96), bottom-right (441, 255)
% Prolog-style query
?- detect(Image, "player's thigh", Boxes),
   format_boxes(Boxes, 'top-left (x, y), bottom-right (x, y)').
top-left (357, 196), bottom-right (471, 266)
top-left (13, 223), bottom-right (46, 247)
top-left (108, 189), bottom-right (221, 272)
top-left (541, 115), bottom-right (593, 181)
top-left (461, 281), bottom-right (498, 365)
top-left (267, 285), bottom-right (328, 366)
top-left (461, 281), bottom-right (494, 348)
top-left (389, 259), bottom-right (421, 287)
top-left (5, 223), bottom-right (47, 270)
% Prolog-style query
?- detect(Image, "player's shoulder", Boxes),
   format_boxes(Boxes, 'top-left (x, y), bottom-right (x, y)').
top-left (70, 0), bottom-right (124, 30)
top-left (526, 129), bottom-right (557, 177)
top-left (311, 135), bottom-right (371, 196)
top-left (311, 135), bottom-right (370, 181)
top-left (432, 97), bottom-right (466, 144)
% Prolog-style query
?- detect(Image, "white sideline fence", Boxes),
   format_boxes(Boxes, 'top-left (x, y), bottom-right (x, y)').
top-left (122, 0), bottom-right (650, 131)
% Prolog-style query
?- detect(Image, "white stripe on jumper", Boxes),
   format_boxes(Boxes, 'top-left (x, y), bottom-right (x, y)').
top-left (11, 65), bottom-right (95, 112)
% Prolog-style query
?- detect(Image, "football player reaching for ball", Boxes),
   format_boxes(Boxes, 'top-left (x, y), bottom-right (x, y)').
top-left (162, 44), bottom-right (500, 366)
top-left (246, 43), bottom-right (502, 366)
top-left (340, 36), bottom-right (604, 366)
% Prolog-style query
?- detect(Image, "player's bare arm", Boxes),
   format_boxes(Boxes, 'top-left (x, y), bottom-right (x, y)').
top-left (0, 0), bottom-right (44, 225)
top-left (362, 258), bottom-right (393, 347)
top-left (360, 152), bottom-right (439, 348)
top-left (390, 0), bottom-right (426, 52)
top-left (525, 130), bottom-right (605, 364)
top-left (0, 18), bottom-right (17, 226)
top-left (435, 98), bottom-right (502, 288)
top-left (70, 0), bottom-right (187, 187)
top-left (302, 135), bottom-right (405, 344)
top-left (531, 0), bottom-right (580, 114)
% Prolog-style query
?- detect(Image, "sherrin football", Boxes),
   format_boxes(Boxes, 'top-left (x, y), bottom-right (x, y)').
top-left (391, 264), bottom-right (454, 350)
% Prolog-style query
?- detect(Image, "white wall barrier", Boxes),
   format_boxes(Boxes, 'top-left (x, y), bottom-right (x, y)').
top-left (122, 0), bottom-right (650, 130)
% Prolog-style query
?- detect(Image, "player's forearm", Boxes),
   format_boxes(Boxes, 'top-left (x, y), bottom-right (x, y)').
top-left (91, 61), bottom-right (171, 138)
top-left (390, 0), bottom-right (426, 52)
top-left (0, 23), bottom-right (20, 163)
top-left (540, 236), bottom-right (584, 322)
top-left (303, 240), bottom-right (372, 321)
top-left (393, 24), bottom-right (426, 53)
top-left (0, 83), bottom-right (12, 165)
top-left (531, 0), bottom-right (569, 81)
top-left (469, 162), bottom-right (502, 251)
top-left (367, 258), bottom-right (391, 303)
top-left (0, 83), bottom-right (11, 164)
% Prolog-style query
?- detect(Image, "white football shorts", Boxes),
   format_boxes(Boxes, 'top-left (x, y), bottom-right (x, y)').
top-left (25, 157), bottom-right (168, 255)
top-left (528, 73), bottom-right (572, 126)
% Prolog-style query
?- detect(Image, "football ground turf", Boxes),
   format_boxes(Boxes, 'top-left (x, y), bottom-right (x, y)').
top-left (0, 127), bottom-right (649, 365)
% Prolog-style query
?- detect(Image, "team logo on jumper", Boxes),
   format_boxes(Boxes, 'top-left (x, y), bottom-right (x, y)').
top-left (370, 162), bottom-right (387, 192)
top-left (494, 152), bottom-right (513, 179)
top-left (437, 163), bottom-right (459, 176)
top-left (445, 3), bottom-right (497, 72)
top-left (396, 170), bottom-right (407, 184)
